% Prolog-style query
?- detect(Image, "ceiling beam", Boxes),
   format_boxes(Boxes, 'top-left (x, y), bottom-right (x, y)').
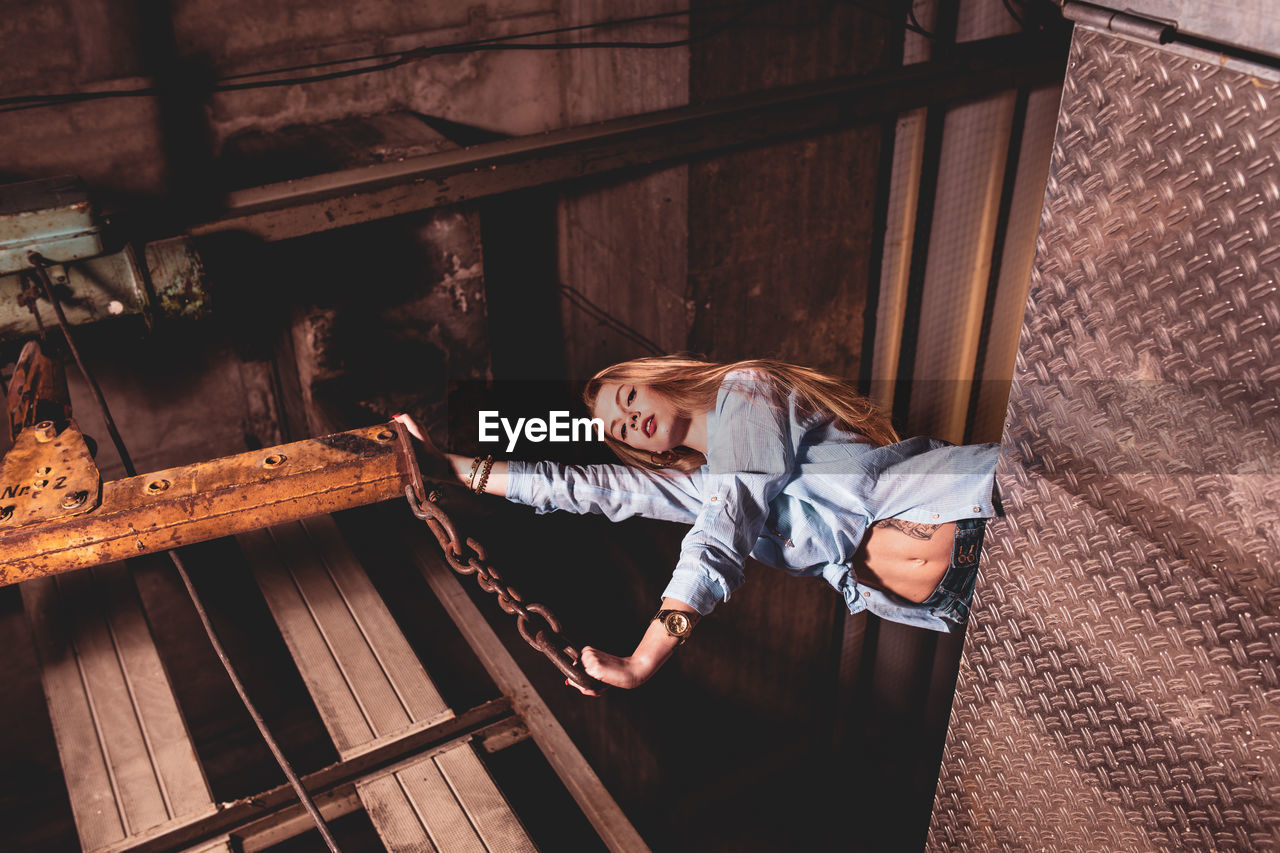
top-left (188, 33), bottom-right (1067, 243)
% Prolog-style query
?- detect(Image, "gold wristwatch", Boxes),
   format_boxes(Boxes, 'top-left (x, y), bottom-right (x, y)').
top-left (653, 609), bottom-right (697, 644)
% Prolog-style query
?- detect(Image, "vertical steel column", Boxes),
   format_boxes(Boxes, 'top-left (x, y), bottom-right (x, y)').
top-left (964, 86), bottom-right (1030, 442)
top-left (891, 2), bottom-right (961, 424)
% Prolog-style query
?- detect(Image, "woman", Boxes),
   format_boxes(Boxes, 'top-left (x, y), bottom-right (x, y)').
top-left (402, 355), bottom-right (1000, 695)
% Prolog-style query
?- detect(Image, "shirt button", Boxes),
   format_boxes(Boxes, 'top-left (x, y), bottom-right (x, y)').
top-left (973, 506), bottom-right (981, 512)
top-left (932, 513), bottom-right (940, 519)
top-left (710, 496), bottom-right (718, 502)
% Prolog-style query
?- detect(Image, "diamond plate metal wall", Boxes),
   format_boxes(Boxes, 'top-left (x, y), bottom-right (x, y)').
top-left (928, 28), bottom-right (1280, 853)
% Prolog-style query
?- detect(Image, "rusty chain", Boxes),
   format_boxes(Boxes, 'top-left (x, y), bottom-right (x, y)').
top-left (391, 420), bottom-right (604, 694)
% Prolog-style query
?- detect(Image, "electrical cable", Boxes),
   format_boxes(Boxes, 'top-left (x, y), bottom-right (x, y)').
top-left (27, 256), bottom-right (135, 476)
top-left (217, 2), bottom-right (754, 82)
top-left (0, 0), bottom-right (934, 114)
top-left (165, 546), bottom-right (343, 853)
top-left (902, 0), bottom-right (936, 39)
top-left (1002, 0), bottom-right (1029, 29)
top-left (0, 1), bottom-right (773, 111)
top-left (18, 271), bottom-right (49, 342)
top-left (207, 14), bottom-right (747, 96)
top-left (557, 282), bottom-right (666, 357)
top-left (26, 252), bottom-right (345, 853)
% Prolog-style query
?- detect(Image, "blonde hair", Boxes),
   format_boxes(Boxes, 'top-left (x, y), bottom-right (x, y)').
top-left (584, 355), bottom-right (898, 473)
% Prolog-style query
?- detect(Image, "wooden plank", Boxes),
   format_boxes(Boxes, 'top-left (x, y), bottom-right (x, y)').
top-left (356, 773), bottom-right (439, 853)
top-left (435, 742), bottom-right (536, 853)
top-left (100, 568), bottom-right (216, 819)
top-left (62, 569), bottom-right (171, 835)
top-left (240, 526), bottom-right (376, 750)
top-left (239, 518), bottom-right (452, 758)
top-left (400, 520), bottom-right (652, 853)
top-left (390, 750), bottom-right (487, 853)
top-left (268, 521), bottom-right (416, 743)
top-left (359, 742), bottom-right (536, 853)
top-left (244, 516), bottom-right (540, 851)
top-left (23, 574), bottom-right (126, 849)
top-left (95, 700), bottom-right (515, 853)
top-left (358, 739), bottom-right (540, 853)
top-left (21, 563), bottom-right (215, 852)
top-left (301, 516), bottom-right (451, 724)
top-left (905, 91), bottom-right (1018, 441)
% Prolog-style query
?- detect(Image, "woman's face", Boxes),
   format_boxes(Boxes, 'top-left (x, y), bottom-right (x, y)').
top-left (593, 382), bottom-right (689, 453)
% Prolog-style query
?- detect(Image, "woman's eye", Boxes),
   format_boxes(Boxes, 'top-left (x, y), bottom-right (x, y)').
top-left (620, 424), bottom-right (627, 439)
top-left (627, 388), bottom-right (636, 406)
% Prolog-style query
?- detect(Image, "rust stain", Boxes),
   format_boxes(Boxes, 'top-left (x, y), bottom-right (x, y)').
top-left (318, 432), bottom-right (388, 458)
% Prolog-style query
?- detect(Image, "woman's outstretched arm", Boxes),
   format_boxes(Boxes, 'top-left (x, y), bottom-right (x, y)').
top-left (574, 597), bottom-right (700, 696)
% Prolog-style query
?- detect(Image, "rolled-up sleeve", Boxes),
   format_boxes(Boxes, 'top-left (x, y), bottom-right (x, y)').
top-left (506, 460), bottom-right (702, 523)
top-left (661, 371), bottom-right (800, 614)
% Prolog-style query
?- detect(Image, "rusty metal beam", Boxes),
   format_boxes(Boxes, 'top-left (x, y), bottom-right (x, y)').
top-left (0, 423), bottom-right (407, 585)
top-left (189, 33), bottom-right (1067, 243)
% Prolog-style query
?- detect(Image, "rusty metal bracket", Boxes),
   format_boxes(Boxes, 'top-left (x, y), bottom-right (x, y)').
top-left (389, 416), bottom-right (429, 508)
top-left (6, 339), bottom-right (72, 437)
top-left (0, 339), bottom-right (102, 528)
top-left (0, 418), bottom-right (101, 527)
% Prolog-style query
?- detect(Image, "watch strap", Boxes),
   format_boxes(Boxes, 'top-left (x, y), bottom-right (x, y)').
top-left (653, 608), bottom-right (697, 643)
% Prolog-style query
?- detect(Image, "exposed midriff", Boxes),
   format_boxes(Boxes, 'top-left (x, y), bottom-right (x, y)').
top-left (852, 520), bottom-right (956, 603)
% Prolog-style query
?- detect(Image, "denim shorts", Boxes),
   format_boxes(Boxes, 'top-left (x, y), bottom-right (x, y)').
top-left (918, 517), bottom-right (988, 628)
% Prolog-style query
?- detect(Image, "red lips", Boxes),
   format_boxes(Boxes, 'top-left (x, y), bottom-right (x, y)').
top-left (644, 415), bottom-right (655, 437)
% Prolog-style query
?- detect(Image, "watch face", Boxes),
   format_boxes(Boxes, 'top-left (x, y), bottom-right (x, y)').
top-left (666, 612), bottom-right (690, 635)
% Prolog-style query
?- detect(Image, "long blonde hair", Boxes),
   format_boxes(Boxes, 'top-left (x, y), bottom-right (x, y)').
top-left (584, 355), bottom-right (898, 473)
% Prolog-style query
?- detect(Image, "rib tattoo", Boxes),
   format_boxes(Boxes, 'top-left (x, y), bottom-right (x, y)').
top-left (873, 518), bottom-right (942, 540)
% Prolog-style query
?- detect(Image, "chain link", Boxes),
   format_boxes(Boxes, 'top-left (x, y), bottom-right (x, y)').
top-left (403, 484), bottom-right (605, 693)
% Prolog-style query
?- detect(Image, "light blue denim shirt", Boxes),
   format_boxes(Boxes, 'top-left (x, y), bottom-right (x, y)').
top-left (505, 370), bottom-right (1000, 632)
